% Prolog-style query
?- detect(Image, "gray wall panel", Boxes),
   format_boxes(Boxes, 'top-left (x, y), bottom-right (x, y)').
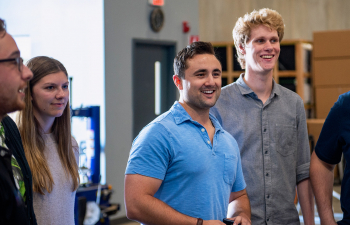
top-left (104, 0), bottom-right (199, 218)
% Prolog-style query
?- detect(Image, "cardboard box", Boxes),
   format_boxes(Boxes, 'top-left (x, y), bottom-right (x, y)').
top-left (314, 30), bottom-right (350, 58)
top-left (315, 86), bottom-right (350, 119)
top-left (314, 58), bottom-right (350, 87)
top-left (307, 119), bottom-right (325, 148)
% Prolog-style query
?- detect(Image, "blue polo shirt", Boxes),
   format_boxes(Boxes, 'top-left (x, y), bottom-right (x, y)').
top-left (125, 101), bottom-right (246, 221)
top-left (315, 91), bottom-right (350, 225)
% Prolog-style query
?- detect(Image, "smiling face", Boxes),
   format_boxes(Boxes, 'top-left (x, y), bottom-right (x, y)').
top-left (0, 33), bottom-right (33, 116)
top-left (31, 71), bottom-right (69, 123)
top-left (174, 53), bottom-right (222, 112)
top-left (242, 25), bottom-right (280, 75)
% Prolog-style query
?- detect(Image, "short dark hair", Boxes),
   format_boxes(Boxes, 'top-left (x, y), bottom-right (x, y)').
top-left (174, 41), bottom-right (216, 79)
top-left (0, 18), bottom-right (6, 38)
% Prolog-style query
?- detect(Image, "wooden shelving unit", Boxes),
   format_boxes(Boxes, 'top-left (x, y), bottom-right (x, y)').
top-left (212, 39), bottom-right (313, 105)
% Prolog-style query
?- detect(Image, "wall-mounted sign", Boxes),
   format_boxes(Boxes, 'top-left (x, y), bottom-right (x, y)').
top-left (150, 8), bottom-right (164, 32)
top-left (148, 0), bottom-right (164, 6)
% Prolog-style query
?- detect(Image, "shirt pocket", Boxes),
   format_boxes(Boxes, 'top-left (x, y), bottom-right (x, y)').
top-left (223, 154), bottom-right (237, 185)
top-left (275, 124), bottom-right (297, 156)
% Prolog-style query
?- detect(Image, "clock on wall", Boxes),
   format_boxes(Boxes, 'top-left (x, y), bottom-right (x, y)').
top-left (150, 7), bottom-right (164, 32)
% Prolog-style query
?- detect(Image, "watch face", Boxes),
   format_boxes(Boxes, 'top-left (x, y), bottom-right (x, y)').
top-left (150, 8), bottom-right (164, 32)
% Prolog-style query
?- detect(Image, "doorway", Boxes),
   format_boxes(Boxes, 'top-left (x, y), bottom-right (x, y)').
top-left (132, 39), bottom-right (177, 139)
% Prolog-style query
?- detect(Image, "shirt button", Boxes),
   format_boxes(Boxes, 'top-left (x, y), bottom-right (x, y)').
top-left (207, 140), bottom-right (210, 144)
top-left (266, 173), bottom-right (269, 176)
top-left (201, 128), bottom-right (205, 132)
top-left (267, 195), bottom-right (270, 198)
top-left (267, 218), bottom-right (269, 221)
top-left (265, 151), bottom-right (268, 154)
top-left (263, 128), bottom-right (266, 132)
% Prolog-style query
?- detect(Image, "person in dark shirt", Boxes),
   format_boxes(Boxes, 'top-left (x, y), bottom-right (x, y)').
top-left (0, 18), bottom-right (34, 225)
top-left (310, 91), bottom-right (350, 225)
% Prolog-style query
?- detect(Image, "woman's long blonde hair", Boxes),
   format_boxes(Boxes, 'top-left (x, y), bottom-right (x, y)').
top-left (18, 56), bottom-right (79, 194)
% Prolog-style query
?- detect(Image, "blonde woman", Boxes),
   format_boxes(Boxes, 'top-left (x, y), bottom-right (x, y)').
top-left (18, 56), bottom-right (79, 225)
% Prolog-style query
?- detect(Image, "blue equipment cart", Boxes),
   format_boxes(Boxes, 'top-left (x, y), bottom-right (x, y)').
top-left (72, 106), bottom-right (119, 225)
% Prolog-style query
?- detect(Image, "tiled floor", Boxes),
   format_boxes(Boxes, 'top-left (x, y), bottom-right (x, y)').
top-left (115, 185), bottom-right (343, 225)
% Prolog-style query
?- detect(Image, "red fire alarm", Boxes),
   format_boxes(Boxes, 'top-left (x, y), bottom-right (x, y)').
top-left (148, 0), bottom-right (164, 6)
top-left (189, 35), bottom-right (200, 44)
top-left (183, 21), bottom-right (190, 33)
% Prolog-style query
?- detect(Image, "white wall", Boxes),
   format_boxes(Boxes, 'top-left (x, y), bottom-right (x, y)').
top-left (104, 0), bottom-right (199, 218)
top-left (0, 0), bottom-right (105, 181)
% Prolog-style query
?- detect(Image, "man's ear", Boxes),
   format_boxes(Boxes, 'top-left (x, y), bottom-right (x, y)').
top-left (173, 75), bottom-right (183, 90)
top-left (239, 44), bottom-right (246, 55)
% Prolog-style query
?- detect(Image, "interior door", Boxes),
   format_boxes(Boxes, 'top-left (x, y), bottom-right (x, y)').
top-left (133, 39), bottom-right (177, 139)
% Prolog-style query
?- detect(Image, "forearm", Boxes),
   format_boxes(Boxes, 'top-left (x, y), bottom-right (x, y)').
top-left (125, 174), bottom-right (224, 225)
top-left (125, 174), bottom-right (199, 225)
top-left (310, 152), bottom-right (337, 225)
top-left (126, 194), bottom-right (197, 225)
top-left (297, 178), bottom-right (315, 225)
top-left (227, 193), bottom-right (251, 219)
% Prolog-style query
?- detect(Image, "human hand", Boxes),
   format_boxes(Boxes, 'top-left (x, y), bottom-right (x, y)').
top-left (226, 214), bottom-right (251, 225)
top-left (203, 220), bottom-right (225, 225)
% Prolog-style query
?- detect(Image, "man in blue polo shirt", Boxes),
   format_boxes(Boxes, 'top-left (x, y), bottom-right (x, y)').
top-left (310, 91), bottom-right (350, 225)
top-left (125, 41), bottom-right (251, 225)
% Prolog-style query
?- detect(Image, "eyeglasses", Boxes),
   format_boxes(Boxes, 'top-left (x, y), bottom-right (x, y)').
top-left (0, 57), bottom-right (23, 72)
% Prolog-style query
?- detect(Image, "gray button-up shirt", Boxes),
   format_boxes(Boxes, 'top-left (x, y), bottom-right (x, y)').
top-left (211, 74), bottom-right (310, 225)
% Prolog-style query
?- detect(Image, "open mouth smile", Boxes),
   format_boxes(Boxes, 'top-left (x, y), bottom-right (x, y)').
top-left (261, 55), bottom-right (274, 59)
top-left (18, 86), bottom-right (26, 94)
top-left (201, 90), bottom-right (214, 94)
